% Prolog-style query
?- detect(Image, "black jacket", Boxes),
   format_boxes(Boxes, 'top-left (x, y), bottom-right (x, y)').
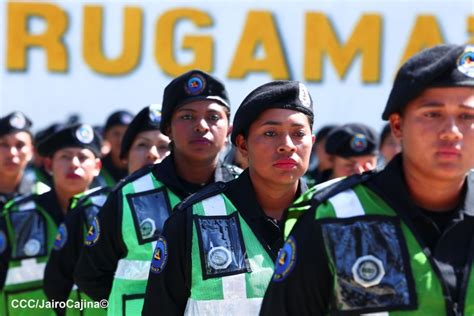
top-left (142, 170), bottom-right (308, 315)
top-left (260, 155), bottom-right (474, 316)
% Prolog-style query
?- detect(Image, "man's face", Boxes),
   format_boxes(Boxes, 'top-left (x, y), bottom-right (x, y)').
top-left (390, 87), bottom-right (474, 181)
top-left (168, 100), bottom-right (230, 162)
top-left (332, 155), bottom-right (377, 178)
top-left (46, 147), bottom-right (101, 196)
top-left (236, 108), bottom-right (314, 187)
top-left (0, 131), bottom-right (33, 178)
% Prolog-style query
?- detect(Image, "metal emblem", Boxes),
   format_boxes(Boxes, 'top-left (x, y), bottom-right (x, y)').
top-left (457, 46), bottom-right (474, 78)
top-left (75, 124), bottom-right (94, 144)
top-left (208, 245), bottom-right (232, 270)
top-left (352, 255), bottom-right (385, 288)
top-left (24, 238), bottom-right (41, 256)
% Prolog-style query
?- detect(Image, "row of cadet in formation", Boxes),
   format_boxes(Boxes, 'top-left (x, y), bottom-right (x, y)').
top-left (0, 43), bottom-right (472, 315)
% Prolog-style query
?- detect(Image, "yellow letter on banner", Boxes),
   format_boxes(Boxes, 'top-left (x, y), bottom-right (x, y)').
top-left (7, 2), bottom-right (67, 72)
top-left (83, 6), bottom-right (142, 75)
top-left (155, 8), bottom-right (213, 76)
top-left (399, 15), bottom-right (444, 66)
top-left (304, 13), bottom-right (381, 82)
top-left (468, 16), bottom-right (474, 44)
top-left (228, 11), bottom-right (289, 80)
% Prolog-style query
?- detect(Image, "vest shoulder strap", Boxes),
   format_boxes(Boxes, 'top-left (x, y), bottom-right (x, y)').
top-left (177, 182), bottom-right (228, 211)
top-left (310, 171), bottom-right (375, 209)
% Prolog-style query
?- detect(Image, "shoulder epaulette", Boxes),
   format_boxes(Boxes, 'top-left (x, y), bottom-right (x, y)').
top-left (177, 182), bottom-right (228, 211)
top-left (311, 170), bottom-right (376, 208)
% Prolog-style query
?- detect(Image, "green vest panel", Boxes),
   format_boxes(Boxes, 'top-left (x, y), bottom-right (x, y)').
top-left (108, 172), bottom-right (181, 316)
top-left (1, 197), bottom-right (57, 316)
top-left (184, 194), bottom-right (274, 315)
top-left (315, 185), bottom-right (474, 315)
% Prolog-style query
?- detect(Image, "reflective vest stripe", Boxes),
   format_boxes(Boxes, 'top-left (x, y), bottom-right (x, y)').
top-left (328, 189), bottom-right (364, 218)
top-left (115, 259), bottom-right (151, 280)
top-left (5, 258), bottom-right (45, 285)
top-left (184, 297), bottom-right (262, 315)
top-left (90, 195), bottom-right (107, 207)
top-left (202, 195), bottom-right (226, 216)
top-left (18, 200), bottom-right (35, 211)
top-left (132, 174), bottom-right (154, 193)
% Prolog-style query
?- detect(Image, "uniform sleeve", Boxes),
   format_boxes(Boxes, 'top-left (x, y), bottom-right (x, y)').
top-left (0, 214), bottom-right (11, 290)
top-left (44, 208), bottom-right (83, 313)
top-left (74, 192), bottom-right (126, 301)
top-left (260, 211), bottom-right (333, 316)
top-left (142, 209), bottom-right (190, 316)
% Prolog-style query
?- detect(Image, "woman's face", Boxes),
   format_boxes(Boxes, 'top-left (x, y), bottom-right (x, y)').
top-left (127, 130), bottom-right (170, 174)
top-left (236, 108), bottom-right (314, 187)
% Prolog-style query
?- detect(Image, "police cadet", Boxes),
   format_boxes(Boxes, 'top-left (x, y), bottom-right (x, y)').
top-left (43, 105), bottom-right (170, 316)
top-left (74, 70), bottom-right (239, 316)
top-left (142, 80), bottom-right (315, 315)
top-left (325, 123), bottom-right (379, 179)
top-left (0, 123), bottom-right (102, 316)
top-left (0, 112), bottom-right (34, 208)
top-left (95, 110), bottom-right (134, 187)
top-left (261, 44), bottom-right (474, 315)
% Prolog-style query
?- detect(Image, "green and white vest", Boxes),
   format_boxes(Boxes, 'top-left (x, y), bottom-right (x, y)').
top-left (185, 194), bottom-right (274, 315)
top-left (1, 196), bottom-right (58, 316)
top-left (315, 184), bottom-right (474, 315)
top-left (108, 172), bottom-right (181, 316)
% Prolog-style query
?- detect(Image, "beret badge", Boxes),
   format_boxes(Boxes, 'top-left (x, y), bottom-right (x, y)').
top-left (457, 46), bottom-right (474, 78)
top-left (184, 74), bottom-right (206, 96)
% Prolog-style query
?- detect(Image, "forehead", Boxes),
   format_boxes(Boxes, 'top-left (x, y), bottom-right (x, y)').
top-left (134, 130), bottom-right (164, 141)
top-left (53, 147), bottom-right (96, 158)
top-left (406, 87), bottom-right (474, 110)
top-left (252, 108), bottom-right (310, 125)
top-left (0, 131), bottom-right (33, 143)
top-left (175, 100), bottom-right (228, 113)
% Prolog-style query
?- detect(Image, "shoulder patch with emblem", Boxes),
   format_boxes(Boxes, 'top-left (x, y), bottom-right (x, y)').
top-left (84, 217), bottom-right (100, 247)
top-left (150, 236), bottom-right (168, 274)
top-left (272, 236), bottom-right (297, 282)
top-left (53, 223), bottom-right (68, 250)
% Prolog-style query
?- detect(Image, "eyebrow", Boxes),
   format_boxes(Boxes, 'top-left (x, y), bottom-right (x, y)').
top-left (259, 120), bottom-right (307, 127)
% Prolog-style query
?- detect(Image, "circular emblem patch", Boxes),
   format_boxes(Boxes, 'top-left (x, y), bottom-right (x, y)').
top-left (298, 83), bottom-right (311, 108)
top-left (0, 231), bottom-right (7, 254)
top-left (150, 236), bottom-right (168, 274)
top-left (148, 104), bottom-right (162, 125)
top-left (457, 46), bottom-right (474, 78)
top-left (208, 246), bottom-right (232, 270)
top-left (53, 223), bottom-right (68, 251)
top-left (350, 133), bottom-right (368, 152)
top-left (352, 255), bottom-right (385, 288)
top-left (9, 112), bottom-right (26, 129)
top-left (140, 218), bottom-right (156, 239)
top-left (24, 239), bottom-right (41, 257)
top-left (120, 113), bottom-right (133, 125)
top-left (85, 217), bottom-right (100, 247)
top-left (75, 124), bottom-right (94, 144)
top-left (272, 236), bottom-right (297, 282)
top-left (184, 74), bottom-right (206, 95)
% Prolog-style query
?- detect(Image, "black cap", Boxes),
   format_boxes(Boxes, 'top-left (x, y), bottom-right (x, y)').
top-left (383, 44), bottom-right (474, 120)
top-left (325, 123), bottom-right (378, 158)
top-left (161, 69), bottom-right (230, 135)
top-left (37, 123), bottom-right (102, 157)
top-left (315, 124), bottom-right (338, 143)
top-left (104, 110), bottom-right (134, 133)
top-left (120, 104), bottom-right (163, 159)
top-left (231, 81), bottom-right (314, 145)
top-left (34, 123), bottom-right (65, 145)
top-left (0, 112), bottom-right (33, 138)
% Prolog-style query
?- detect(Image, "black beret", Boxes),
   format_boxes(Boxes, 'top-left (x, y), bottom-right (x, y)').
top-left (161, 69), bottom-right (230, 135)
top-left (231, 80), bottom-right (314, 145)
top-left (315, 124), bottom-right (339, 143)
top-left (120, 104), bottom-right (163, 159)
top-left (34, 123), bottom-right (65, 145)
top-left (383, 44), bottom-right (474, 120)
top-left (0, 112), bottom-right (32, 138)
top-left (325, 123), bottom-right (378, 158)
top-left (104, 110), bottom-right (134, 133)
top-left (37, 123), bottom-right (102, 157)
